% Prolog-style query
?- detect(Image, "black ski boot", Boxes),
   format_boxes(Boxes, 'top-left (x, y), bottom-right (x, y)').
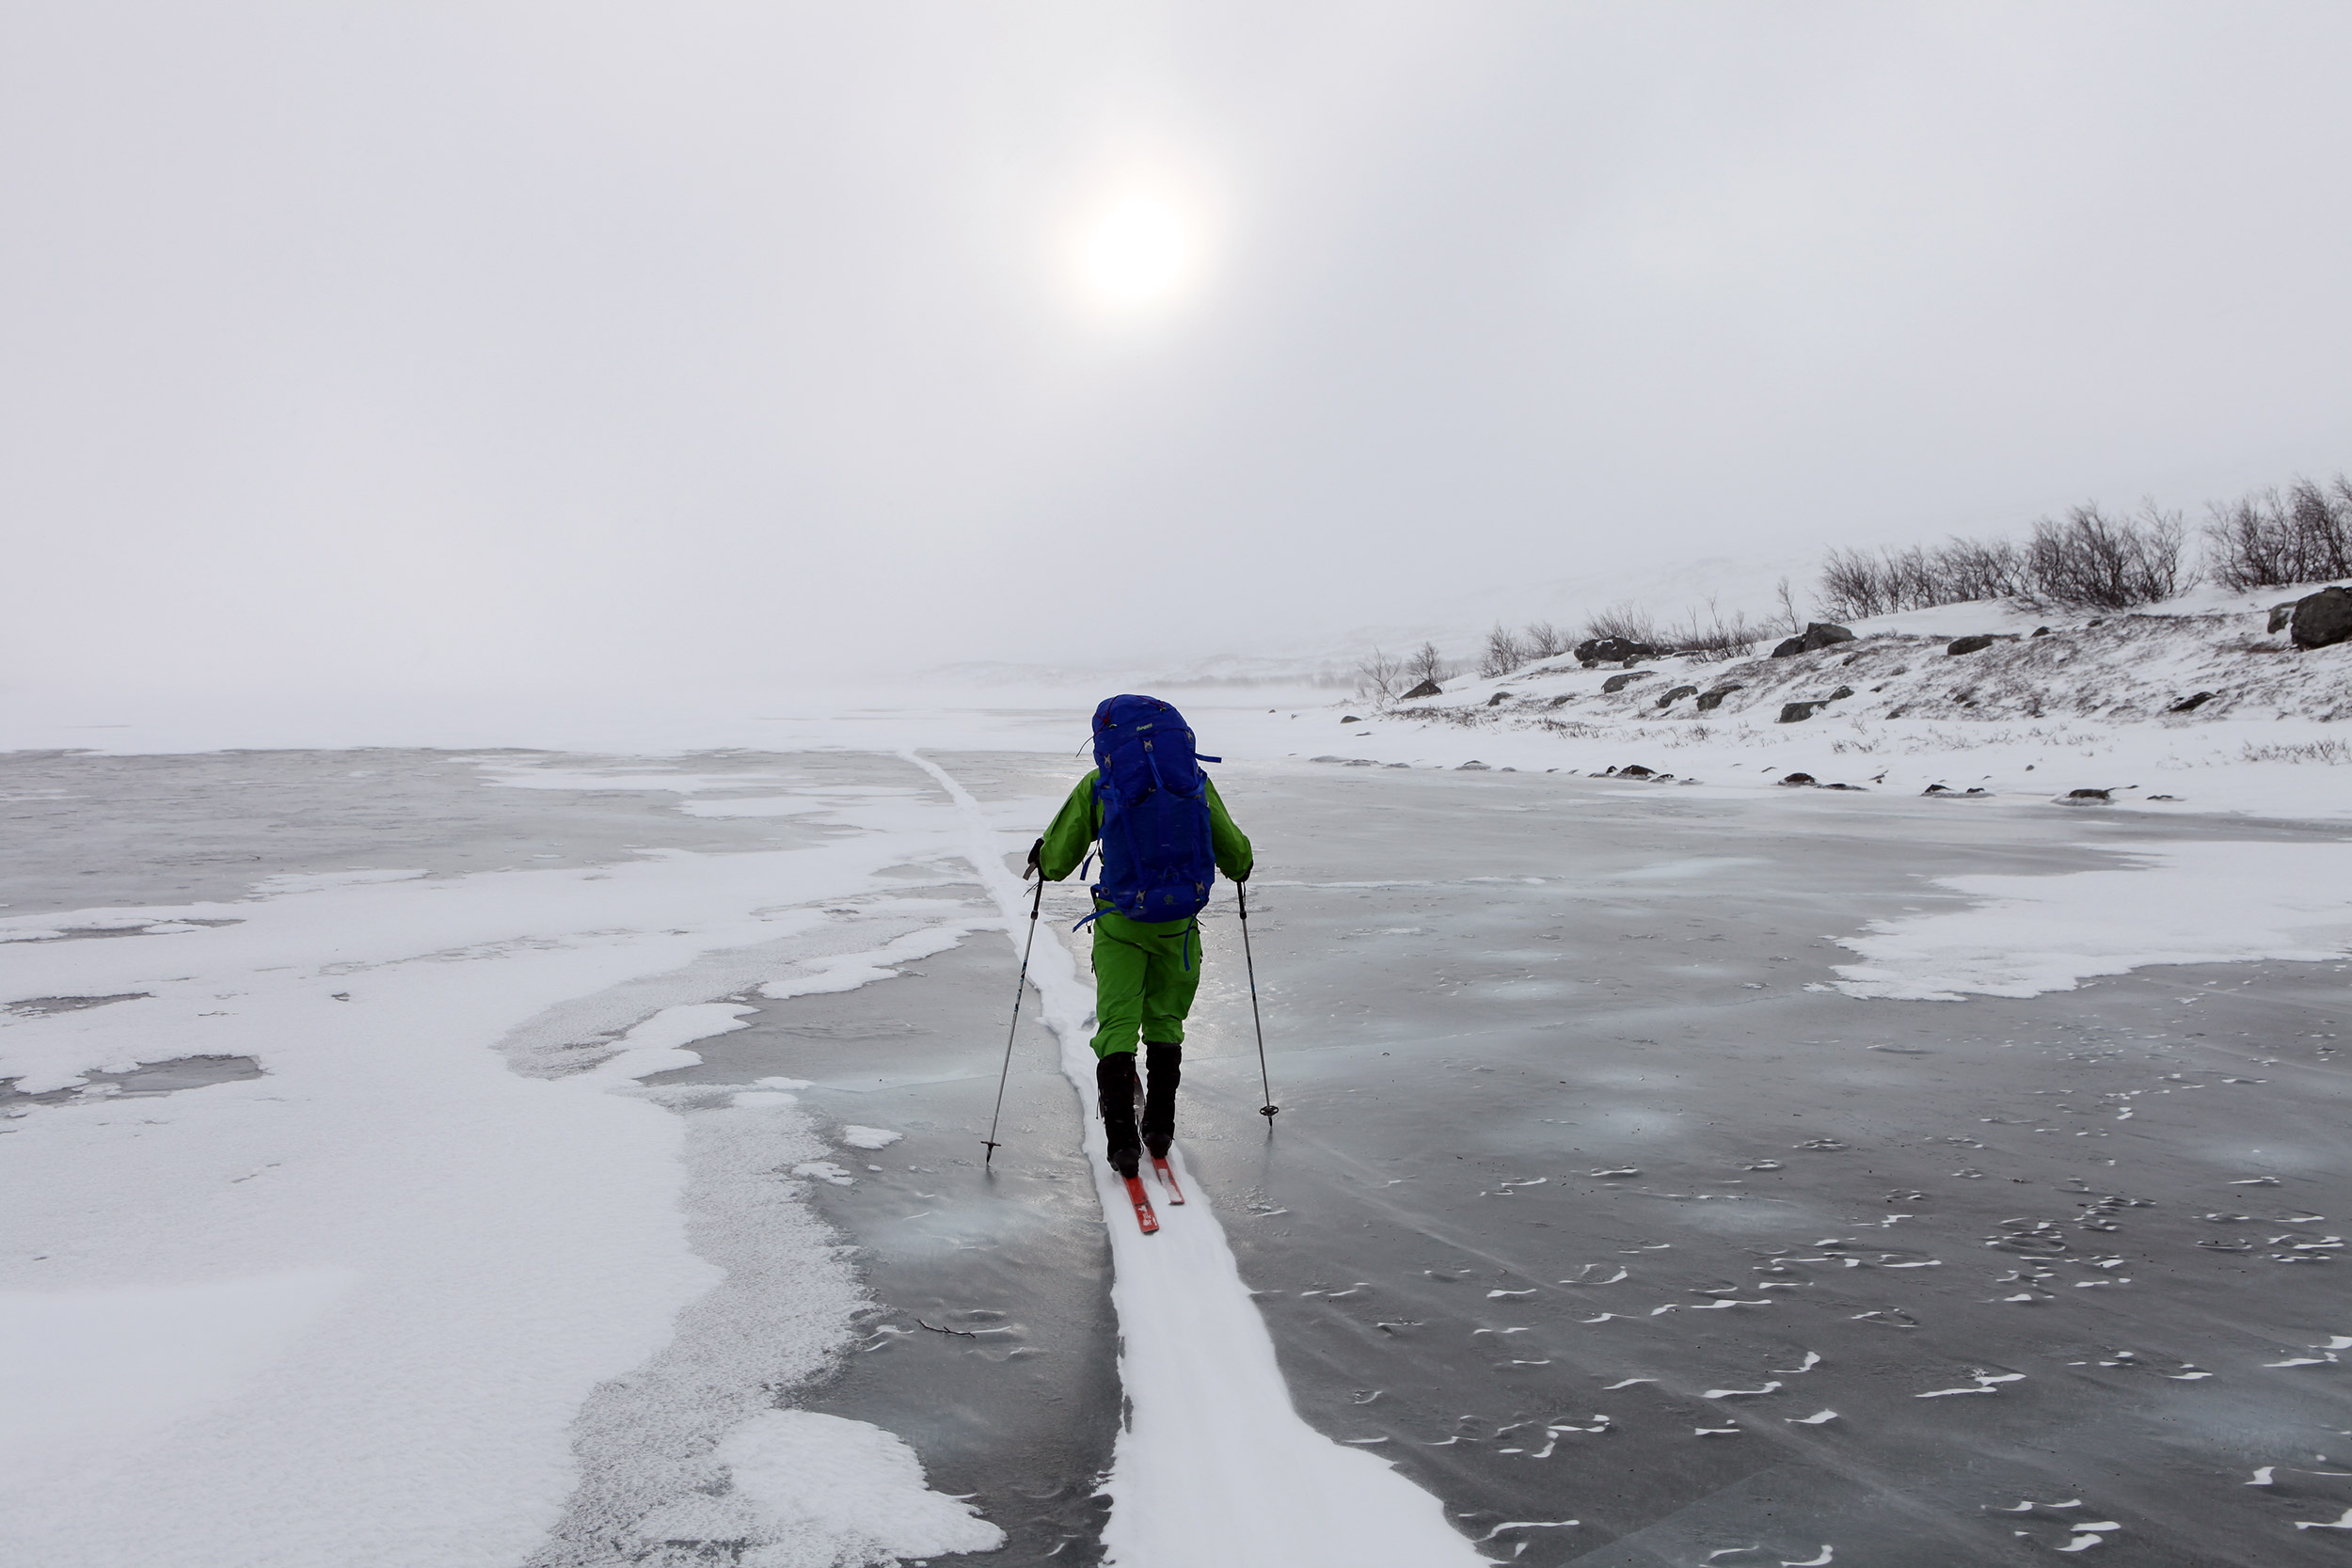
top-left (1142, 1041), bottom-right (1182, 1159)
top-left (1097, 1053), bottom-right (1142, 1179)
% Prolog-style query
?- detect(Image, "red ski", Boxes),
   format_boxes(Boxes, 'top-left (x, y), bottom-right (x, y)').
top-left (1151, 1156), bottom-right (1187, 1205)
top-left (1122, 1175), bottom-right (1161, 1234)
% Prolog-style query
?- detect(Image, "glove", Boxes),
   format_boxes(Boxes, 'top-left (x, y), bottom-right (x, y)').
top-left (1023, 837), bottom-right (1043, 880)
top-left (1232, 865), bottom-right (1249, 884)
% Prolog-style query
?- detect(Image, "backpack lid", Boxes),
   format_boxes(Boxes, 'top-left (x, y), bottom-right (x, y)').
top-left (1091, 694), bottom-right (1212, 793)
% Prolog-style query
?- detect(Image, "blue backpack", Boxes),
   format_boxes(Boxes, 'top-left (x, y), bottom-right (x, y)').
top-left (1088, 694), bottom-right (1221, 927)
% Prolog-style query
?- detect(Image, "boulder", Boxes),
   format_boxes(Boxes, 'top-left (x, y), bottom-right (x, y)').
top-left (1828, 685), bottom-right (1854, 701)
top-left (1947, 634), bottom-right (1997, 657)
top-left (1575, 636), bottom-right (1664, 665)
top-left (1340, 715), bottom-right (1361, 723)
top-left (2064, 787), bottom-right (2111, 802)
top-left (2032, 626), bottom-right (2052, 637)
top-left (1778, 771), bottom-right (1818, 786)
top-left (1617, 764), bottom-right (1657, 778)
top-left (1770, 622), bottom-right (1856, 658)
top-left (1486, 690), bottom-right (1512, 706)
top-left (2268, 601), bottom-right (2299, 634)
top-left (1456, 760), bottom-right (1490, 770)
top-left (1601, 670), bottom-right (1655, 694)
top-left (2290, 586), bottom-right (2352, 650)
top-left (1401, 678), bottom-right (1443, 699)
top-left (1694, 684), bottom-right (1743, 712)
top-left (2167, 691), bottom-right (2216, 713)
top-left (1656, 684), bottom-right (1699, 708)
top-left (1778, 702), bottom-right (1828, 722)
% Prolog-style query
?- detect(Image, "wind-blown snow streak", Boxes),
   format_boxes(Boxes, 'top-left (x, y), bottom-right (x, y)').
top-left (907, 752), bottom-right (1483, 1568)
top-left (1832, 840), bottom-right (2352, 1000)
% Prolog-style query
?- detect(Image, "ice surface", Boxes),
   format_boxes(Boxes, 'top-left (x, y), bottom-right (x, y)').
top-left (8, 738), bottom-right (2351, 1566)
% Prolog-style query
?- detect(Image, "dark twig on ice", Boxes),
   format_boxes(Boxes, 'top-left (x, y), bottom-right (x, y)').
top-left (917, 1318), bottom-right (978, 1338)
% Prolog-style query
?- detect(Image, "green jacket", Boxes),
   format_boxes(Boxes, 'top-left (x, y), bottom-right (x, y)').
top-left (1039, 769), bottom-right (1253, 934)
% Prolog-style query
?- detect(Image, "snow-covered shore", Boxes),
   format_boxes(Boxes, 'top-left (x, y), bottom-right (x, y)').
top-left (1299, 581), bottom-right (2352, 822)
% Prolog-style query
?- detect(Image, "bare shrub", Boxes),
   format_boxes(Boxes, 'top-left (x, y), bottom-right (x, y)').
top-left (1582, 602), bottom-right (1660, 647)
top-left (1773, 577), bottom-right (1804, 635)
top-left (2240, 738), bottom-right (2352, 765)
top-left (1405, 641), bottom-right (1450, 689)
top-left (2204, 476), bottom-right (2352, 590)
top-left (1669, 598), bottom-right (1766, 662)
top-left (1523, 620), bottom-right (1569, 659)
top-left (1355, 646), bottom-right (1403, 702)
top-left (1818, 536), bottom-right (2026, 621)
top-left (2023, 502), bottom-right (2190, 609)
top-left (1478, 623), bottom-right (1531, 679)
top-left (1818, 548), bottom-right (1891, 621)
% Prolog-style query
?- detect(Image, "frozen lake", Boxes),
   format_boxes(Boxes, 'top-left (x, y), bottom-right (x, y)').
top-left (5, 744), bottom-right (2348, 1566)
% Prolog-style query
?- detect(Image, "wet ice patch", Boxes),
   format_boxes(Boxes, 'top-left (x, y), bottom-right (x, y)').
top-left (707, 1409), bottom-right (1005, 1562)
top-left (1831, 842), bottom-right (2352, 1001)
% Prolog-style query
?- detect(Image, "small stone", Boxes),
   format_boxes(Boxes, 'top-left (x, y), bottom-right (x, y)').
top-left (1341, 715), bottom-right (1361, 723)
top-left (1656, 684), bottom-right (1699, 707)
top-left (1947, 634), bottom-right (1997, 656)
top-left (1779, 771), bottom-right (1818, 786)
top-left (1695, 684), bottom-right (1743, 712)
top-left (2167, 691), bottom-right (2216, 713)
top-left (1486, 691), bottom-right (1512, 706)
top-left (1601, 671), bottom-right (1655, 695)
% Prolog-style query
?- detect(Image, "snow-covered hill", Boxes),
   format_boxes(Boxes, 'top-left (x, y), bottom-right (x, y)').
top-left (1297, 580), bottom-right (2352, 818)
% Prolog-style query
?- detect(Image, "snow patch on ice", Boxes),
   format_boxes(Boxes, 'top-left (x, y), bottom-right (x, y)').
top-left (710, 1408), bottom-right (1006, 1562)
top-left (1831, 841), bottom-right (2352, 1000)
top-left (839, 1125), bottom-right (901, 1149)
top-left (759, 923), bottom-right (984, 1001)
top-left (588, 1003), bottom-right (756, 1083)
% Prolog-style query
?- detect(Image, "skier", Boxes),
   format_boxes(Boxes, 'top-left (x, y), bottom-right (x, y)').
top-left (1025, 695), bottom-right (1253, 1199)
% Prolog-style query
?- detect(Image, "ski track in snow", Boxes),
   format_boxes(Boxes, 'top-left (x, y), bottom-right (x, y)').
top-left (907, 751), bottom-right (1484, 1568)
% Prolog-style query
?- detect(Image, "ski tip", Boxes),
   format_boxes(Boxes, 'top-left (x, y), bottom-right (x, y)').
top-left (1151, 1157), bottom-right (1187, 1204)
top-left (1122, 1175), bottom-right (1161, 1233)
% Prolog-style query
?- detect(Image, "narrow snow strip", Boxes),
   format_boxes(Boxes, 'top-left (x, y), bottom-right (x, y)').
top-left (1831, 840), bottom-right (2352, 1001)
top-left (905, 751), bottom-right (1483, 1568)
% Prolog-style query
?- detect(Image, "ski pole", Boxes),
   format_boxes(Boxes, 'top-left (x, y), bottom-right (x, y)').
top-left (983, 871), bottom-right (1047, 1164)
top-left (1237, 880), bottom-right (1278, 1119)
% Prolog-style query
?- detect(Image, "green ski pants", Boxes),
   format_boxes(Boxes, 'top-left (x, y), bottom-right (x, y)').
top-left (1089, 914), bottom-right (1201, 1059)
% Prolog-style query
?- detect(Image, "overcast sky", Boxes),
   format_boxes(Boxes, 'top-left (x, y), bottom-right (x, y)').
top-left (7, 2), bottom-right (2350, 694)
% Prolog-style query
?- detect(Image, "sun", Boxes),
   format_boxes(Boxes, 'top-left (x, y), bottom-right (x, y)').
top-left (1073, 193), bottom-right (1200, 310)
